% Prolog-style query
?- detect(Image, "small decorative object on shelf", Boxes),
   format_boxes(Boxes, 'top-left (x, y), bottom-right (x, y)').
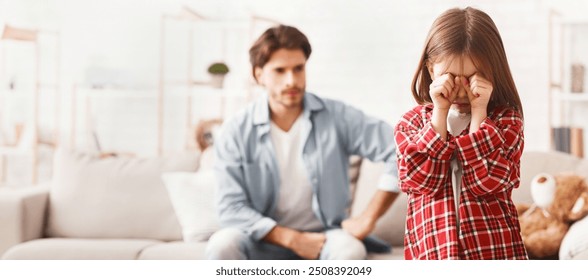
top-left (207, 62), bottom-right (230, 88)
top-left (194, 118), bottom-right (223, 151)
top-left (552, 126), bottom-right (584, 158)
top-left (571, 63), bottom-right (585, 93)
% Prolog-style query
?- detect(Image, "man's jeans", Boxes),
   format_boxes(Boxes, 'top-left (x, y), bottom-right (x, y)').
top-left (206, 228), bottom-right (367, 260)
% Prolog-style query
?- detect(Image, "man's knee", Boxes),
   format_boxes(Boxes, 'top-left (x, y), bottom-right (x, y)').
top-left (321, 229), bottom-right (367, 260)
top-left (206, 228), bottom-right (248, 260)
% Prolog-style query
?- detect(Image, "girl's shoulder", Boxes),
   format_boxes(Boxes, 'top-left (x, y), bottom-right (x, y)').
top-left (489, 106), bottom-right (523, 125)
top-left (397, 104), bottom-right (433, 128)
top-left (401, 104), bottom-right (434, 118)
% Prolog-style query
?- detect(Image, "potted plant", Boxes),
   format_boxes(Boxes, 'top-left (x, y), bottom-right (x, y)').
top-left (207, 62), bottom-right (230, 88)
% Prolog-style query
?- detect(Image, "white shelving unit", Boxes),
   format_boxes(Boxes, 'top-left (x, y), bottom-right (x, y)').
top-left (158, 6), bottom-right (278, 155)
top-left (0, 24), bottom-right (60, 185)
top-left (549, 12), bottom-right (588, 158)
top-left (70, 86), bottom-right (158, 157)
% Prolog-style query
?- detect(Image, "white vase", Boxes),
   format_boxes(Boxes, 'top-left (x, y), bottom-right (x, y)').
top-left (209, 74), bottom-right (225, 89)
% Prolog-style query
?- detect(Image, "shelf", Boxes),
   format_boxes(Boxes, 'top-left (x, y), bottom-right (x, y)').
top-left (561, 19), bottom-right (588, 25)
top-left (161, 80), bottom-right (247, 94)
top-left (0, 89), bottom-right (35, 98)
top-left (78, 85), bottom-right (249, 98)
top-left (549, 11), bottom-right (588, 158)
top-left (77, 87), bottom-right (158, 99)
top-left (557, 92), bottom-right (588, 102)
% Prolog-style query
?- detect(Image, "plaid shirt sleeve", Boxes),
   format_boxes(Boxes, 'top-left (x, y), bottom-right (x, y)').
top-left (394, 106), bottom-right (456, 195)
top-left (455, 108), bottom-right (524, 196)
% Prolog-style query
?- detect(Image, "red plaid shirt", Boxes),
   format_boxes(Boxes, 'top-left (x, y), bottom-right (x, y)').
top-left (395, 104), bottom-right (528, 260)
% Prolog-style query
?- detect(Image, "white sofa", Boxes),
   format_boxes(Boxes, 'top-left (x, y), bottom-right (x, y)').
top-left (1, 149), bottom-right (588, 260)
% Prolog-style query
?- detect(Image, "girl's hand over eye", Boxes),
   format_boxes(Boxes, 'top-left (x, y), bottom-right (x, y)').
top-left (463, 74), bottom-right (493, 112)
top-left (429, 73), bottom-right (458, 111)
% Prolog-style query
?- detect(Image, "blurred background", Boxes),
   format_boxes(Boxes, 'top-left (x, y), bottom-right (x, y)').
top-left (0, 0), bottom-right (587, 186)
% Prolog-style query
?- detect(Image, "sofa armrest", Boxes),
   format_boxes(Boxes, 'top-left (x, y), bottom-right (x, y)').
top-left (0, 183), bottom-right (50, 256)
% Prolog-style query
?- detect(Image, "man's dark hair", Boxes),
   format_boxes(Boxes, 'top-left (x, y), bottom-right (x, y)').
top-left (249, 25), bottom-right (311, 81)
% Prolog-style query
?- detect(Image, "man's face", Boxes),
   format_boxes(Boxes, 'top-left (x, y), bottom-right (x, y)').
top-left (255, 48), bottom-right (306, 111)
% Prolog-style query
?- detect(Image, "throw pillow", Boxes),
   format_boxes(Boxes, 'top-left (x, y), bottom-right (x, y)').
top-left (560, 215), bottom-right (588, 259)
top-left (161, 170), bottom-right (220, 242)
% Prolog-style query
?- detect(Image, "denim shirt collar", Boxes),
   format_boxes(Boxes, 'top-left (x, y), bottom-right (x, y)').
top-left (252, 91), bottom-right (325, 126)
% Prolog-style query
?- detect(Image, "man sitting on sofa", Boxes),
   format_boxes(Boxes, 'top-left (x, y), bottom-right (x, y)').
top-left (206, 25), bottom-right (400, 260)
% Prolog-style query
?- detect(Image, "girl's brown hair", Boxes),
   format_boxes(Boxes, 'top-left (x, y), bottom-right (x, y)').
top-left (411, 7), bottom-right (523, 117)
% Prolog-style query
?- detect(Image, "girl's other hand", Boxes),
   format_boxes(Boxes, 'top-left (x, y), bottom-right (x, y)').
top-left (429, 73), bottom-right (457, 110)
top-left (463, 74), bottom-right (492, 112)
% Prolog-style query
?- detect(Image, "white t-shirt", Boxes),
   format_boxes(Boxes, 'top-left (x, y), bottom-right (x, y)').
top-left (270, 116), bottom-right (324, 232)
top-left (447, 109), bottom-right (471, 232)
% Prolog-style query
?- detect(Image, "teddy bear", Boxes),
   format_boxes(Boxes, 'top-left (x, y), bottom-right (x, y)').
top-left (192, 118), bottom-right (223, 170)
top-left (194, 118), bottom-right (223, 152)
top-left (516, 172), bottom-right (588, 259)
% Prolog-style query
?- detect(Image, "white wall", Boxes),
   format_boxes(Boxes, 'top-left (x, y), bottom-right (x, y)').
top-left (1, 0), bottom-right (587, 172)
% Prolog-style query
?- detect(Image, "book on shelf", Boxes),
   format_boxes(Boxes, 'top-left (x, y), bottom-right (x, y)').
top-left (571, 127), bottom-right (584, 158)
top-left (552, 126), bottom-right (584, 158)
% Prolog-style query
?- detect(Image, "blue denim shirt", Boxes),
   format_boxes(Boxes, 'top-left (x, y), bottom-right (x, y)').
top-left (214, 92), bottom-right (398, 241)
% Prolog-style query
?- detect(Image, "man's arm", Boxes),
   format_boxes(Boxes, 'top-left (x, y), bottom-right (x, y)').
top-left (338, 104), bottom-right (397, 171)
top-left (214, 123), bottom-right (277, 240)
top-left (337, 103), bottom-right (400, 239)
top-left (342, 190), bottom-right (398, 240)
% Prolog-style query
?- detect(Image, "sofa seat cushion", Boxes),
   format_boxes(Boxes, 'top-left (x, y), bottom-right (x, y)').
top-left (47, 149), bottom-right (199, 241)
top-left (138, 241), bottom-right (208, 260)
top-left (367, 246), bottom-right (404, 260)
top-left (2, 238), bottom-right (161, 260)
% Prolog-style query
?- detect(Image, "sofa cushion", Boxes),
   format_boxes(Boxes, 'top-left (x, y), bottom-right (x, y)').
top-left (559, 215), bottom-right (588, 260)
top-left (46, 149), bottom-right (199, 241)
top-left (352, 160), bottom-right (406, 247)
top-left (569, 248), bottom-right (588, 260)
top-left (161, 170), bottom-right (220, 242)
top-left (138, 241), bottom-right (208, 260)
top-left (2, 238), bottom-right (161, 260)
top-left (366, 247), bottom-right (405, 260)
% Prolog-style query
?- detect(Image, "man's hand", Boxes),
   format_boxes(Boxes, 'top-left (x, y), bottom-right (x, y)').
top-left (263, 226), bottom-right (325, 260)
top-left (288, 232), bottom-right (326, 260)
top-left (343, 190), bottom-right (398, 240)
top-left (342, 215), bottom-right (376, 240)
